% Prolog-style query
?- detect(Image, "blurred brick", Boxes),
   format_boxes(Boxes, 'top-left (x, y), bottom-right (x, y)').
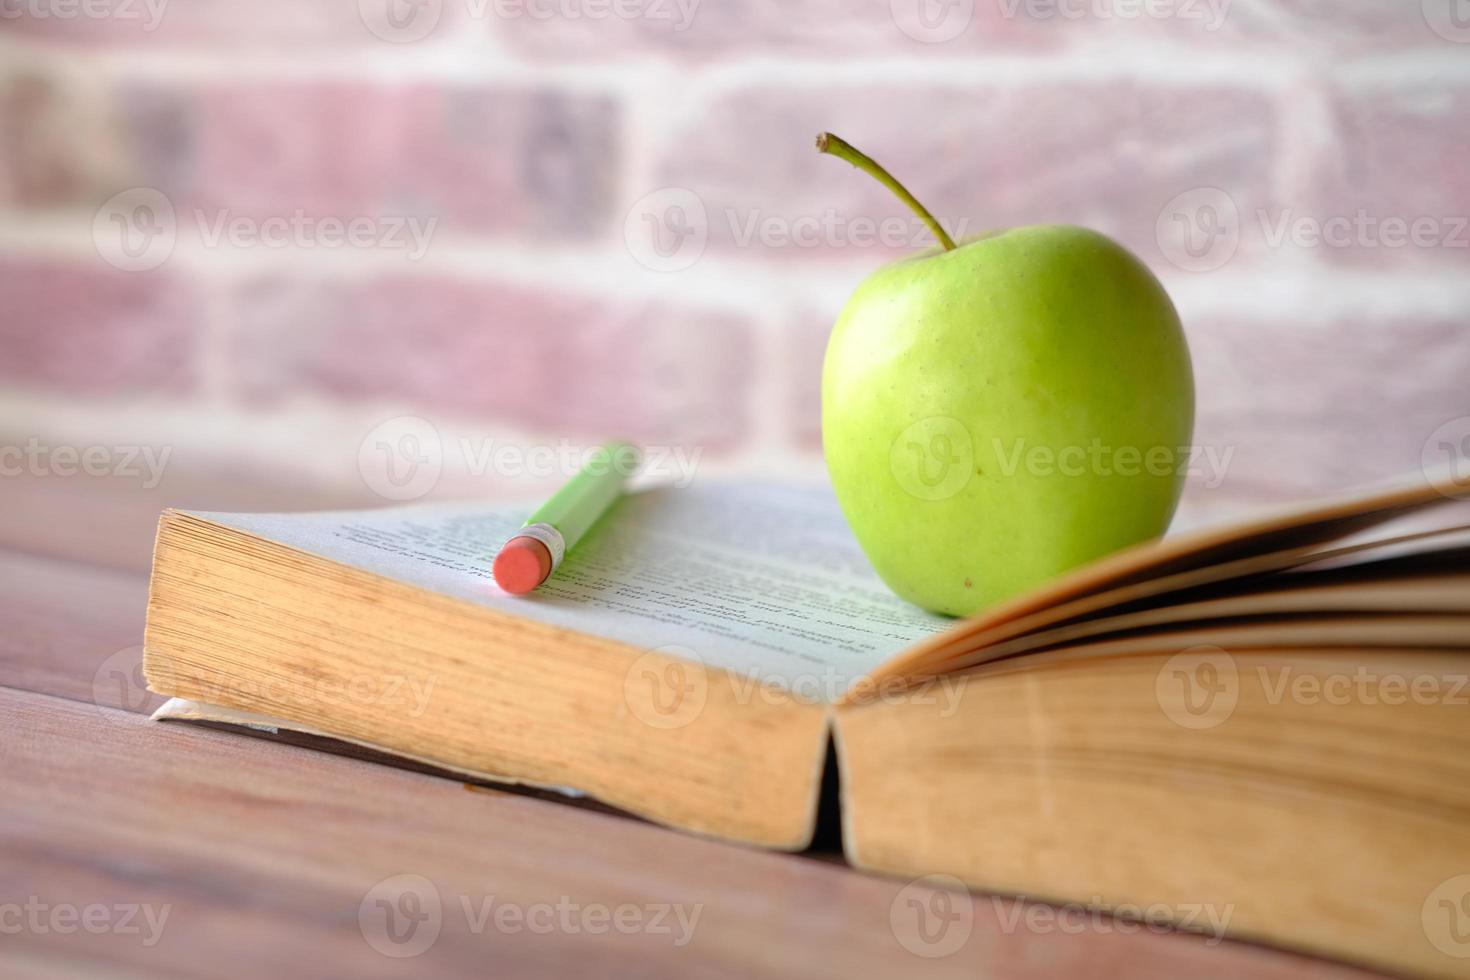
top-left (0, 71), bottom-right (132, 207)
top-left (9, 0), bottom-right (1387, 56)
top-left (1186, 315), bottom-right (1470, 499)
top-left (489, 0), bottom-right (1284, 61)
top-left (113, 84), bottom-right (198, 199)
top-left (492, 0), bottom-right (1057, 60)
top-left (0, 0), bottom-right (429, 48)
top-left (0, 257), bottom-right (199, 395)
top-left (228, 276), bottom-right (753, 449)
top-left (649, 81), bottom-right (1277, 268)
top-left (791, 311), bottom-right (830, 450)
top-left (176, 83), bottom-right (619, 237)
top-left (1299, 80), bottom-right (1470, 268)
top-left (1236, 0), bottom-right (1465, 50)
top-left (0, 75), bottom-right (621, 237)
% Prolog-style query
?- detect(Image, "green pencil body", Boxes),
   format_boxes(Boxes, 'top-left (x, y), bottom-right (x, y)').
top-left (528, 441), bottom-right (637, 550)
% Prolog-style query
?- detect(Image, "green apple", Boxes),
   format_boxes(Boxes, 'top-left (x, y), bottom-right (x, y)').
top-left (818, 133), bottom-right (1194, 617)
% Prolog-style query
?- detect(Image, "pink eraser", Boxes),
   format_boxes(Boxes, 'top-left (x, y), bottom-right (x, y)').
top-left (492, 536), bottom-right (553, 595)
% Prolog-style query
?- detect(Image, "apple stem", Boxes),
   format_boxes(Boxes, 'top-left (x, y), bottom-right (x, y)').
top-left (815, 132), bottom-right (957, 252)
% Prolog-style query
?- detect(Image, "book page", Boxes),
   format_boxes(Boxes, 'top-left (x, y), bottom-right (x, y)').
top-left (191, 481), bottom-right (950, 696)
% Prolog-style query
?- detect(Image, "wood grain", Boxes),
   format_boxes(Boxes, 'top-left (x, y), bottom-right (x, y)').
top-left (2, 688), bottom-right (1387, 980)
top-left (0, 548), bottom-right (159, 714)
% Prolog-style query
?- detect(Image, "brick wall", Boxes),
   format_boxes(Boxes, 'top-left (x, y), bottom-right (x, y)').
top-left (1, 1), bottom-right (1467, 568)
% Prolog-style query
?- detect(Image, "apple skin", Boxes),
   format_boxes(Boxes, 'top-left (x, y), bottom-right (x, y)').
top-left (822, 224), bottom-right (1194, 617)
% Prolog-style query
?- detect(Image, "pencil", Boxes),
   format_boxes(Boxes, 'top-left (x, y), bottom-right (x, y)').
top-left (491, 442), bottom-right (638, 595)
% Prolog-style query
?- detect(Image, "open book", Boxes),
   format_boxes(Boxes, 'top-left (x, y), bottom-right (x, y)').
top-left (142, 474), bottom-right (1470, 979)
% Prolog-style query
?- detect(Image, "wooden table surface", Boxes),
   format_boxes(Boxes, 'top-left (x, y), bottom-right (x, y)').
top-left (0, 542), bottom-right (1389, 980)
